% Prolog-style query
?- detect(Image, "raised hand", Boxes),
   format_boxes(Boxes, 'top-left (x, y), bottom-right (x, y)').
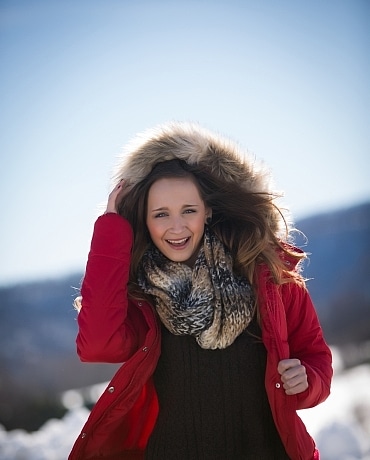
top-left (105, 179), bottom-right (132, 214)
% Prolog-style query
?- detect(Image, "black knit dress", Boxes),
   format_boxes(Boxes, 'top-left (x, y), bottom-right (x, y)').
top-left (145, 317), bottom-right (290, 459)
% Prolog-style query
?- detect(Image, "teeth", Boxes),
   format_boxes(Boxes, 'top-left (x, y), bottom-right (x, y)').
top-left (167, 238), bottom-right (188, 245)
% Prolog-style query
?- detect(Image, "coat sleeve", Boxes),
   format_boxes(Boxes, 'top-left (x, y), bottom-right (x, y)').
top-left (76, 213), bottom-right (146, 363)
top-left (281, 282), bottom-right (333, 410)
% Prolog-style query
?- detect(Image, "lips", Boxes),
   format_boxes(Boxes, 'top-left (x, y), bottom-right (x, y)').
top-left (166, 237), bottom-right (190, 247)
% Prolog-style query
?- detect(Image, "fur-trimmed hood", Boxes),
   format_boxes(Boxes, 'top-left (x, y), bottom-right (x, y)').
top-left (113, 122), bottom-right (273, 195)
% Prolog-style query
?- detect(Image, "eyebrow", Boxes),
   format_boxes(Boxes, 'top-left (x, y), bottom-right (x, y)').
top-left (150, 204), bottom-right (200, 212)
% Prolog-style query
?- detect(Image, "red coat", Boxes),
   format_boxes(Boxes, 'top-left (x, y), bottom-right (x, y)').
top-left (69, 213), bottom-right (332, 460)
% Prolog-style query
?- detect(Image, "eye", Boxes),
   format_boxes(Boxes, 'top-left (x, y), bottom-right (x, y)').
top-left (153, 212), bottom-right (168, 218)
top-left (183, 208), bottom-right (196, 214)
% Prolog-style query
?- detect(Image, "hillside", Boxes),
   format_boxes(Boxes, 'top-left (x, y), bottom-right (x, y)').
top-left (0, 201), bottom-right (369, 431)
top-left (297, 202), bottom-right (370, 345)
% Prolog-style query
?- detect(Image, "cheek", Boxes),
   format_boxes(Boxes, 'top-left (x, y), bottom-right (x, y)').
top-left (146, 220), bottom-right (162, 242)
top-left (195, 217), bottom-right (206, 235)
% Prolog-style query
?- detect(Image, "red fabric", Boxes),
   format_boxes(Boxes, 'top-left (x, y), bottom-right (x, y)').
top-left (69, 214), bottom-right (332, 460)
top-left (256, 264), bottom-right (332, 459)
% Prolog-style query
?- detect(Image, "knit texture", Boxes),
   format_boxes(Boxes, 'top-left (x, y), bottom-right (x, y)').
top-left (145, 317), bottom-right (289, 459)
top-left (138, 227), bottom-right (255, 349)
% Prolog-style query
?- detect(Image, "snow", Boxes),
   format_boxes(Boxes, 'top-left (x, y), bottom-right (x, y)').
top-left (1, 361), bottom-right (370, 460)
top-left (0, 409), bottom-right (89, 460)
top-left (299, 364), bottom-right (370, 459)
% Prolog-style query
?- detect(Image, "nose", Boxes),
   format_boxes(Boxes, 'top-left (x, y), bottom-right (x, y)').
top-left (169, 215), bottom-right (185, 233)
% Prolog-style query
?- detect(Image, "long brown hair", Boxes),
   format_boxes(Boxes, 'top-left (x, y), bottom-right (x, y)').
top-left (117, 159), bottom-right (306, 300)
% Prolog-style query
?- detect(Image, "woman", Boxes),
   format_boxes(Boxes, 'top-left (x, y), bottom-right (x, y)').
top-left (69, 122), bottom-right (332, 460)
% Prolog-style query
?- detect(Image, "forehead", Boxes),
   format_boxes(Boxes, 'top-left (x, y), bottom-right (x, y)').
top-left (147, 177), bottom-right (203, 205)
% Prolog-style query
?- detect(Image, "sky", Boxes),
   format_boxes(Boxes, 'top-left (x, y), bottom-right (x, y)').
top-left (0, 0), bottom-right (369, 286)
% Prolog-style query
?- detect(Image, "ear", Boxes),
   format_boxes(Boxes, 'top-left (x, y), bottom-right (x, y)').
top-left (205, 208), bottom-right (212, 224)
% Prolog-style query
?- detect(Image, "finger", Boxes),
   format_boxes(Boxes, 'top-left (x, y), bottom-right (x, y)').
top-left (114, 179), bottom-right (125, 192)
top-left (280, 365), bottom-right (308, 395)
top-left (283, 373), bottom-right (308, 394)
top-left (280, 364), bottom-right (306, 385)
top-left (281, 370), bottom-right (306, 387)
top-left (109, 180), bottom-right (127, 198)
top-left (277, 358), bottom-right (301, 375)
top-left (279, 364), bottom-right (303, 382)
top-left (106, 180), bottom-right (134, 214)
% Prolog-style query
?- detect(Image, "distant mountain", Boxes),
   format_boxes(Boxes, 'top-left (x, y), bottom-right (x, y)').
top-left (296, 202), bottom-right (370, 345)
top-left (0, 276), bottom-right (120, 431)
top-left (0, 201), bottom-right (369, 431)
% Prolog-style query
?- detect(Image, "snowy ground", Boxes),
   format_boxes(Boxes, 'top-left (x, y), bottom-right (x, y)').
top-left (1, 354), bottom-right (370, 460)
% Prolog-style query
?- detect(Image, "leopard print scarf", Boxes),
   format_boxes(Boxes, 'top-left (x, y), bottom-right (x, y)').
top-left (138, 227), bottom-right (254, 349)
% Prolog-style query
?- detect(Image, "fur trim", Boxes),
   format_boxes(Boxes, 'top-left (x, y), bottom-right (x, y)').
top-left (113, 121), bottom-right (272, 194)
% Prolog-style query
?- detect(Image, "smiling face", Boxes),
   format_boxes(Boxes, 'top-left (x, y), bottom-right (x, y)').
top-left (146, 177), bottom-right (211, 266)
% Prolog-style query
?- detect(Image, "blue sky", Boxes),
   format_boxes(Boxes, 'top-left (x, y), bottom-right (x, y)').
top-left (1, 0), bottom-right (369, 286)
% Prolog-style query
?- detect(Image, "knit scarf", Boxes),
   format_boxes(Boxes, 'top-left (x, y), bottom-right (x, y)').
top-left (138, 227), bottom-right (254, 349)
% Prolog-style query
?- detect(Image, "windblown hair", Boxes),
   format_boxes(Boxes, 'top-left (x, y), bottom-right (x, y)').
top-left (113, 122), bottom-right (306, 299)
